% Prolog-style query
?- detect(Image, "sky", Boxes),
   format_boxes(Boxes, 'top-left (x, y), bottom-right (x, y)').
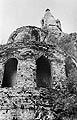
top-left (0, 0), bottom-right (77, 44)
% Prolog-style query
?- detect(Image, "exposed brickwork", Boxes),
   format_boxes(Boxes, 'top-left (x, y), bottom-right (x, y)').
top-left (0, 10), bottom-right (77, 120)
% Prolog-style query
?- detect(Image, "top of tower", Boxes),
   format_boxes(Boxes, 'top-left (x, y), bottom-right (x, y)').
top-left (45, 8), bottom-right (50, 12)
top-left (41, 9), bottom-right (56, 28)
top-left (44, 8), bottom-right (54, 18)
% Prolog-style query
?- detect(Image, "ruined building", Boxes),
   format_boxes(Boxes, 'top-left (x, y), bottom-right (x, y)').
top-left (0, 9), bottom-right (77, 120)
top-left (0, 9), bottom-right (66, 88)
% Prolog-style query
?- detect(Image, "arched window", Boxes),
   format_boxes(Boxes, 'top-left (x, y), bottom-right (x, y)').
top-left (36, 55), bottom-right (51, 88)
top-left (2, 58), bottom-right (18, 88)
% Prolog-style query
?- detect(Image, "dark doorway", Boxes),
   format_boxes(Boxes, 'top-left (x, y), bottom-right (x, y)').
top-left (36, 55), bottom-right (51, 88)
top-left (2, 58), bottom-right (18, 88)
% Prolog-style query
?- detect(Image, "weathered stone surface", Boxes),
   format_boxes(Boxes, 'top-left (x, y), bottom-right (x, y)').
top-left (0, 9), bottom-right (77, 120)
top-left (41, 9), bottom-right (56, 28)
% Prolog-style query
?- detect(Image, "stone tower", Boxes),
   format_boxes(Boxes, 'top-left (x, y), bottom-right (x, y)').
top-left (41, 9), bottom-right (56, 28)
top-left (0, 9), bottom-right (67, 89)
top-left (0, 9), bottom-right (77, 119)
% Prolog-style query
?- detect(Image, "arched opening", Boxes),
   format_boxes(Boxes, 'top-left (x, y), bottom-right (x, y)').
top-left (36, 55), bottom-right (51, 88)
top-left (2, 58), bottom-right (18, 88)
top-left (65, 57), bottom-right (73, 77)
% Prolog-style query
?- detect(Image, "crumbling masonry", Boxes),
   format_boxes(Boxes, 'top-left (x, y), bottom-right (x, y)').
top-left (0, 9), bottom-right (77, 119)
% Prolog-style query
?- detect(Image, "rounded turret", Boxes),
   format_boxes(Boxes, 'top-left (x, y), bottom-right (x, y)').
top-left (41, 9), bottom-right (56, 28)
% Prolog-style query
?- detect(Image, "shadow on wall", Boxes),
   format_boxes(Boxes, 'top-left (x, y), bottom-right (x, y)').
top-left (36, 55), bottom-right (51, 88)
top-left (31, 29), bottom-right (40, 41)
top-left (65, 56), bottom-right (76, 78)
top-left (1, 58), bottom-right (18, 88)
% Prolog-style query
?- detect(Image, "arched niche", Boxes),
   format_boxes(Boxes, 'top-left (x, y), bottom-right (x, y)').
top-left (65, 56), bottom-right (76, 77)
top-left (36, 55), bottom-right (51, 88)
top-left (2, 58), bottom-right (18, 88)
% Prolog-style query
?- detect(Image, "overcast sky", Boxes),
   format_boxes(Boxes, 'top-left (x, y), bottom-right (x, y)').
top-left (0, 0), bottom-right (77, 44)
